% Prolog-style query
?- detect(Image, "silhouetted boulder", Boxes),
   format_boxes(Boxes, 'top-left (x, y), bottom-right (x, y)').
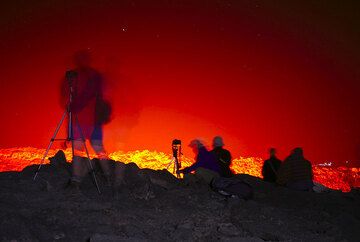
top-left (0, 159), bottom-right (359, 242)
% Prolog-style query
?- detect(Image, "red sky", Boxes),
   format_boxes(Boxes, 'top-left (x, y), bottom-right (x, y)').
top-left (0, 0), bottom-right (359, 164)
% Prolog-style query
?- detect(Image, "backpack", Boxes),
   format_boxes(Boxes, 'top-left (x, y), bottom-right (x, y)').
top-left (95, 98), bottom-right (112, 125)
top-left (211, 177), bottom-right (253, 200)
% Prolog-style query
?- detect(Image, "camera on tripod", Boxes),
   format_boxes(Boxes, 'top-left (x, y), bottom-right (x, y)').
top-left (65, 70), bottom-right (78, 80)
top-left (33, 70), bottom-right (101, 194)
top-left (167, 139), bottom-right (182, 177)
top-left (172, 139), bottom-right (181, 160)
top-left (65, 70), bottom-right (78, 86)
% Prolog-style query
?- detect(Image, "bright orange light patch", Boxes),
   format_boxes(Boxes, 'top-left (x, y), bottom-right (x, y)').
top-left (0, 147), bottom-right (358, 192)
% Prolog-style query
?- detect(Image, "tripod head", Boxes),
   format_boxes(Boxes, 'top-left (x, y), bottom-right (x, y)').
top-left (65, 70), bottom-right (78, 86)
top-left (172, 139), bottom-right (181, 157)
top-left (64, 70), bottom-right (79, 110)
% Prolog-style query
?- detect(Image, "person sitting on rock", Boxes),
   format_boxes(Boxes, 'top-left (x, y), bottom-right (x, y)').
top-left (277, 147), bottom-right (314, 191)
top-left (210, 136), bottom-right (233, 177)
top-left (178, 139), bottom-right (221, 184)
top-left (262, 148), bottom-right (282, 182)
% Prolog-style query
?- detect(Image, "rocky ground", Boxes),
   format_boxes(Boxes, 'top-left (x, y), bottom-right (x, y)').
top-left (0, 155), bottom-right (359, 242)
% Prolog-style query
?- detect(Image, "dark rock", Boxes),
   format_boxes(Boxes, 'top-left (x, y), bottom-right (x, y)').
top-left (220, 237), bottom-right (264, 242)
top-left (49, 150), bottom-right (67, 167)
top-left (90, 234), bottom-right (146, 242)
top-left (0, 163), bottom-right (359, 242)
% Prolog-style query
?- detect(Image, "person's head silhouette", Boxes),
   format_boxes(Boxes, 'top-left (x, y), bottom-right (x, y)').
top-left (292, 147), bottom-right (304, 158)
top-left (188, 139), bottom-right (204, 154)
top-left (212, 136), bottom-right (224, 148)
top-left (269, 148), bottom-right (277, 157)
top-left (73, 49), bottom-right (92, 68)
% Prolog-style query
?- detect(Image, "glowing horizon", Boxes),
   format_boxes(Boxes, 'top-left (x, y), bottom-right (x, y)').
top-left (0, 146), bottom-right (358, 192)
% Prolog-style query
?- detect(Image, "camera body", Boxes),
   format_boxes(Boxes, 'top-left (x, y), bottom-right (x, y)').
top-left (172, 139), bottom-right (181, 157)
top-left (172, 139), bottom-right (182, 169)
top-left (65, 70), bottom-right (78, 85)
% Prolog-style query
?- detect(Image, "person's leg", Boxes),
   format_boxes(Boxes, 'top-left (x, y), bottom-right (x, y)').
top-left (70, 140), bottom-right (88, 184)
top-left (92, 139), bottom-right (111, 177)
top-left (91, 125), bottom-right (112, 183)
top-left (195, 167), bottom-right (220, 185)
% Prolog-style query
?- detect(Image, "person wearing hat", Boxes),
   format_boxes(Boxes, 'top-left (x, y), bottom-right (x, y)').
top-left (211, 136), bottom-right (233, 177)
top-left (178, 139), bottom-right (221, 184)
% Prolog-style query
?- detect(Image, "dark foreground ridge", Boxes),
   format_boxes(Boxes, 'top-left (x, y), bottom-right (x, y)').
top-left (0, 157), bottom-right (359, 242)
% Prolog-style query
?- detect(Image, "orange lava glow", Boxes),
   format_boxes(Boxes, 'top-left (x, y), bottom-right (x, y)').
top-left (0, 147), bottom-right (358, 192)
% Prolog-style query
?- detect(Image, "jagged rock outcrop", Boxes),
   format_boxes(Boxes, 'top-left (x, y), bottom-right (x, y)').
top-left (0, 152), bottom-right (359, 241)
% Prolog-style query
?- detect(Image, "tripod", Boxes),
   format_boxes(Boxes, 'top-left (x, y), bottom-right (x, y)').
top-left (166, 139), bottom-right (182, 178)
top-left (33, 70), bottom-right (101, 194)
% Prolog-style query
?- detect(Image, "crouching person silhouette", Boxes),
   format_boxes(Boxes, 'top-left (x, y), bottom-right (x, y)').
top-left (178, 139), bottom-right (221, 185)
top-left (62, 50), bottom-right (113, 189)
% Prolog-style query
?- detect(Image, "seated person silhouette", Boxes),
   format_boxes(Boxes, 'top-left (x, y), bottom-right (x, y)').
top-left (178, 139), bottom-right (220, 184)
top-left (262, 148), bottom-right (282, 182)
top-left (210, 136), bottom-right (233, 177)
top-left (277, 147), bottom-right (314, 191)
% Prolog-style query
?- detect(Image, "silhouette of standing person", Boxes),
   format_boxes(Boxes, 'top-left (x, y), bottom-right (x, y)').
top-left (262, 148), bottom-right (282, 182)
top-left (61, 50), bottom-right (112, 188)
top-left (211, 136), bottom-right (233, 177)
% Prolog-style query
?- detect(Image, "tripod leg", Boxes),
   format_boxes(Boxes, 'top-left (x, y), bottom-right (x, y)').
top-left (174, 158), bottom-right (179, 178)
top-left (34, 110), bottom-right (67, 181)
top-left (69, 108), bottom-right (75, 160)
top-left (74, 115), bottom-right (101, 194)
top-left (166, 157), bottom-right (175, 170)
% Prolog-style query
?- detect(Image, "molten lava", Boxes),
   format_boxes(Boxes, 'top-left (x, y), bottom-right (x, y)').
top-left (0, 147), bottom-right (358, 192)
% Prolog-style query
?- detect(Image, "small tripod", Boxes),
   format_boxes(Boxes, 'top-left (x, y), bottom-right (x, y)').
top-left (166, 139), bottom-right (182, 178)
top-left (33, 70), bottom-right (101, 194)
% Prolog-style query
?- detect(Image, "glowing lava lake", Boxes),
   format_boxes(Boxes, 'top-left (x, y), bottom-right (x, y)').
top-left (0, 147), bottom-right (358, 192)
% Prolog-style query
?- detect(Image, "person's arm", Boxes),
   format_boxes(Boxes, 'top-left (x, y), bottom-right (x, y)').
top-left (180, 151), bottom-right (208, 174)
top-left (224, 150), bottom-right (232, 165)
top-left (181, 158), bottom-right (201, 174)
